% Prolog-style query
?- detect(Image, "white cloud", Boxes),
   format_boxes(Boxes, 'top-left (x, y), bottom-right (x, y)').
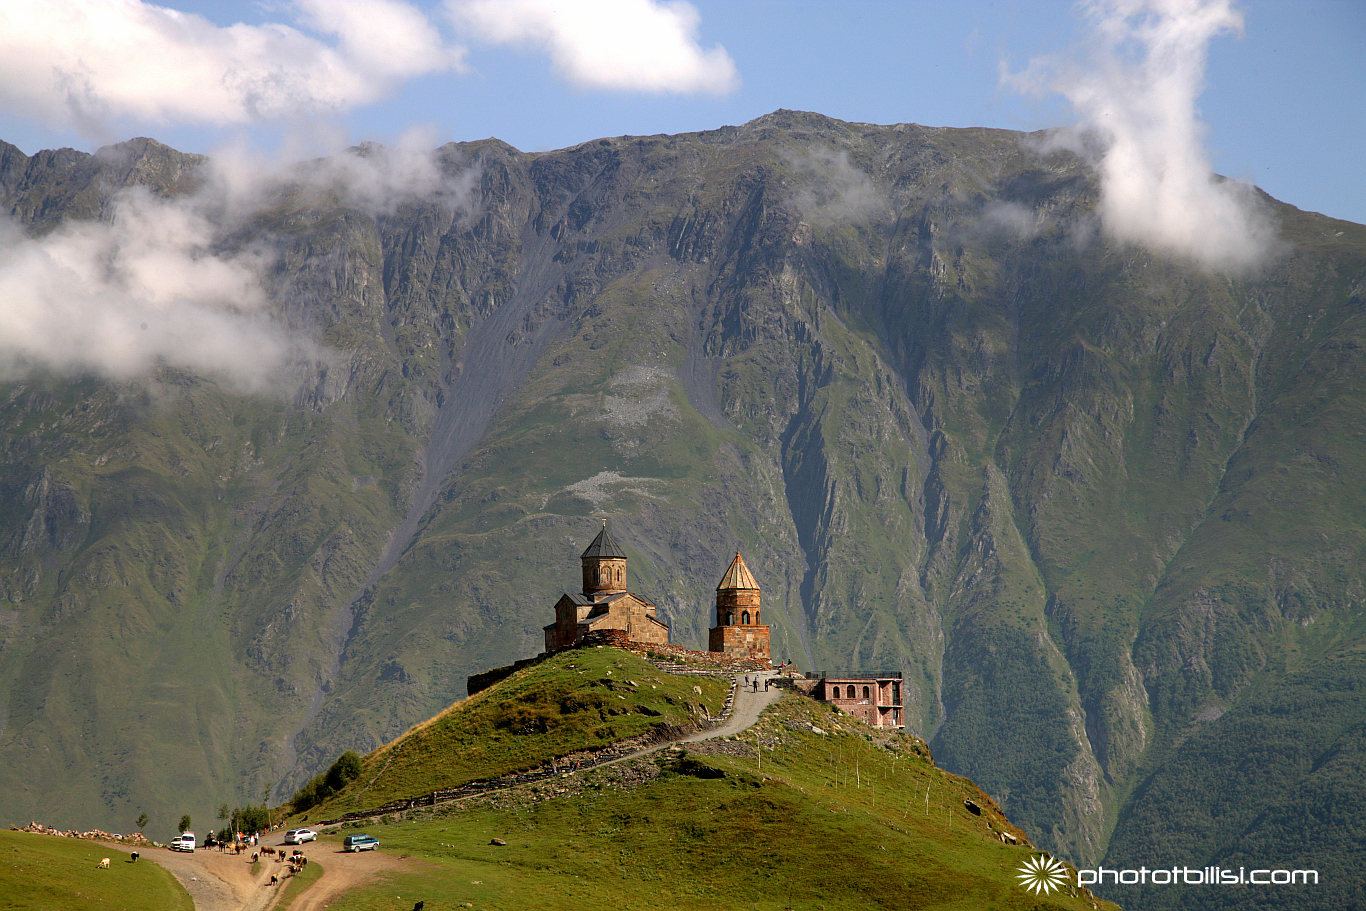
top-left (0, 0), bottom-right (463, 135)
top-left (0, 136), bottom-right (482, 391)
top-left (450, 0), bottom-right (739, 95)
top-left (0, 187), bottom-right (297, 391)
top-left (1010, 0), bottom-right (1278, 271)
top-left (787, 148), bottom-right (886, 228)
top-left (298, 139), bottom-right (481, 218)
top-left (981, 200), bottom-right (1043, 241)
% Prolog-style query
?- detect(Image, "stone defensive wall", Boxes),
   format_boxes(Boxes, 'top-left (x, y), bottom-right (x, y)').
top-left (467, 629), bottom-right (770, 696)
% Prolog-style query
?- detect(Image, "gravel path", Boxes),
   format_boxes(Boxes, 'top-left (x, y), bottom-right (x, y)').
top-left (683, 672), bottom-right (782, 741)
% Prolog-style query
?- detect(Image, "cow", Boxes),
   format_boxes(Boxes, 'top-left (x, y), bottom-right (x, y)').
top-left (130, 852), bottom-right (139, 863)
top-left (97, 858), bottom-right (110, 868)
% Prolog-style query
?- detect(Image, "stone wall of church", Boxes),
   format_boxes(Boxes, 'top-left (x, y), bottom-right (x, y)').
top-left (708, 624), bottom-right (770, 662)
top-left (715, 587), bottom-right (760, 625)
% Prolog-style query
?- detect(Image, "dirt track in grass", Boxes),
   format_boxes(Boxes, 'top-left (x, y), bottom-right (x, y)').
top-left (132, 837), bottom-right (408, 911)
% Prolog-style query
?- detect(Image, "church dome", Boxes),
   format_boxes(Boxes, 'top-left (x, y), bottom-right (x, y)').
top-left (716, 552), bottom-right (759, 591)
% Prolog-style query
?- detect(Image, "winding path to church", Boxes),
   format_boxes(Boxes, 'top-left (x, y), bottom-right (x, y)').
top-left (688, 670), bottom-right (783, 740)
top-left (146, 671), bottom-right (783, 911)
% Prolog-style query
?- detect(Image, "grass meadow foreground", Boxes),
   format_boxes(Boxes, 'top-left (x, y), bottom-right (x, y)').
top-left (0, 830), bottom-right (192, 911)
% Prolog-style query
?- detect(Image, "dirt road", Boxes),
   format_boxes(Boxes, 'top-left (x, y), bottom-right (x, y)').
top-left (137, 838), bottom-right (405, 911)
top-left (685, 672), bottom-right (782, 740)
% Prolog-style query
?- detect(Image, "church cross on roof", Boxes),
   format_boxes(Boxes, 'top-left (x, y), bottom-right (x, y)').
top-left (580, 518), bottom-right (627, 560)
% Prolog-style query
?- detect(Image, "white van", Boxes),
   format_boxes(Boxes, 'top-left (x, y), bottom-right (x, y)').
top-left (170, 833), bottom-right (196, 852)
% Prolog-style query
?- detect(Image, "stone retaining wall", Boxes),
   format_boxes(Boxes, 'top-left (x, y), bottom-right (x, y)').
top-left (12, 821), bottom-right (158, 847)
top-left (467, 630), bottom-right (769, 696)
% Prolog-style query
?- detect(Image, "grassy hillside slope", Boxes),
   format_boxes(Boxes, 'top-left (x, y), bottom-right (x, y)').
top-left (302, 647), bottom-right (731, 818)
top-left (296, 651), bottom-right (1116, 910)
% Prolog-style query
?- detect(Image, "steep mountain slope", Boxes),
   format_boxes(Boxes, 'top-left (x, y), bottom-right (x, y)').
top-left (0, 113), bottom-right (1363, 909)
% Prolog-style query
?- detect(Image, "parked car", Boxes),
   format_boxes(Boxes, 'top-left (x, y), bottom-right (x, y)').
top-left (283, 828), bottom-right (317, 845)
top-left (342, 834), bottom-right (379, 852)
top-left (170, 833), bottom-right (196, 852)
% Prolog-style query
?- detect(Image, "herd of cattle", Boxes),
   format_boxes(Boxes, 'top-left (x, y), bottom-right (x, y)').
top-left (255, 844), bottom-right (311, 879)
top-left (95, 841), bottom-right (311, 881)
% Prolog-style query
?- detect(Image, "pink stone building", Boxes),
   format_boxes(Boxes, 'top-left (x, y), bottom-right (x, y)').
top-left (812, 675), bottom-right (903, 729)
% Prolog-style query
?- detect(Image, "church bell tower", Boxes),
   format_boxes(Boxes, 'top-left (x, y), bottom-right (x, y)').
top-left (708, 552), bottom-right (770, 663)
top-left (581, 519), bottom-right (628, 596)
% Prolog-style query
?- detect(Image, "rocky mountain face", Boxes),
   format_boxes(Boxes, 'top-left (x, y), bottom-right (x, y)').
top-left (1, 111), bottom-right (1363, 908)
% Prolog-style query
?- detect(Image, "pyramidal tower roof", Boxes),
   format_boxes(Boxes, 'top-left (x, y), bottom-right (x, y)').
top-left (716, 552), bottom-right (759, 591)
top-left (581, 519), bottom-right (628, 559)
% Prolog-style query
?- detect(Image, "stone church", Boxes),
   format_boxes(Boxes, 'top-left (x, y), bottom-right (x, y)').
top-left (543, 521), bottom-right (671, 652)
top-left (542, 521), bottom-right (770, 663)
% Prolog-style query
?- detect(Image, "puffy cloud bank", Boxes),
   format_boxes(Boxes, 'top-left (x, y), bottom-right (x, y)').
top-left (0, 0), bottom-right (463, 134)
top-left (0, 188), bottom-right (293, 390)
top-left (1015, 0), bottom-right (1278, 271)
top-left (0, 0), bottom-right (735, 389)
top-left (451, 0), bottom-right (739, 94)
top-left (0, 141), bottom-right (480, 391)
top-left (787, 148), bottom-right (886, 228)
top-left (0, 0), bottom-right (737, 141)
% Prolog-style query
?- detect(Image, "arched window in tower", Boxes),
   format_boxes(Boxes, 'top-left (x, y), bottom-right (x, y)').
top-left (742, 611), bottom-right (750, 625)
top-left (846, 685), bottom-right (856, 699)
top-left (863, 686), bottom-right (870, 700)
top-left (726, 612), bottom-right (734, 625)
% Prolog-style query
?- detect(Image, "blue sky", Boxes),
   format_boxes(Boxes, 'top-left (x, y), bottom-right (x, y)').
top-left (0, 0), bottom-right (1361, 225)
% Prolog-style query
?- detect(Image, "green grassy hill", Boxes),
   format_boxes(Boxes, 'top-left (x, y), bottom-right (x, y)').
top-left (300, 647), bottom-right (732, 818)
top-left (292, 648), bottom-right (1116, 910)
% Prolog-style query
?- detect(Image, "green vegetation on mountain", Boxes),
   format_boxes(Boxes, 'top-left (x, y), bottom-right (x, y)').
top-left (0, 113), bottom-right (1364, 911)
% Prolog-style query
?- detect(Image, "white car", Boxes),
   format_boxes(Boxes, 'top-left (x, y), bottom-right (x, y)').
top-left (170, 833), bottom-right (196, 852)
top-left (283, 828), bottom-right (317, 845)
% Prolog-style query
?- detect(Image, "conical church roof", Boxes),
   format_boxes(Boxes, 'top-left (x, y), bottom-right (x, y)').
top-left (716, 552), bottom-right (759, 591)
top-left (581, 519), bottom-right (627, 559)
